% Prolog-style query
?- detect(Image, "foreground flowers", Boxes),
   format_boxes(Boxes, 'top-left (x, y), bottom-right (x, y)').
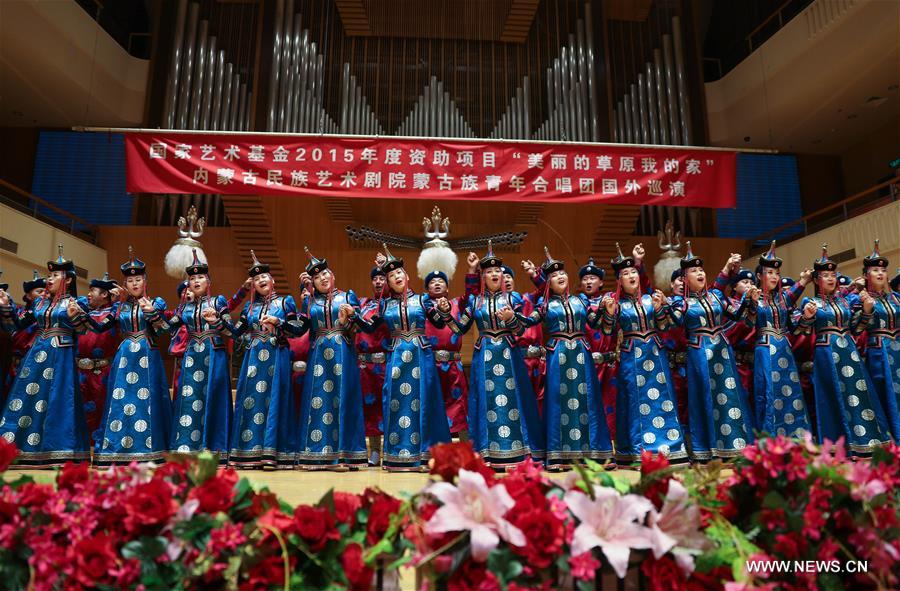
top-left (0, 435), bottom-right (897, 590)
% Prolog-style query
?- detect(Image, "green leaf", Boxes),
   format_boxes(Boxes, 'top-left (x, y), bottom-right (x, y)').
top-left (191, 451), bottom-right (220, 485)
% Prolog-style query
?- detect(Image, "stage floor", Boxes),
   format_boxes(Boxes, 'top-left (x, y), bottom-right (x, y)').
top-left (7, 465), bottom-right (642, 505)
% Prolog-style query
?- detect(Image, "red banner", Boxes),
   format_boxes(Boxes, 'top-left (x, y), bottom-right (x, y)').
top-left (124, 133), bottom-right (736, 207)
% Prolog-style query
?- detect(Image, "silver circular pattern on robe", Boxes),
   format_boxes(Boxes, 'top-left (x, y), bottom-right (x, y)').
top-left (186, 355), bottom-right (196, 368)
top-left (181, 385), bottom-right (194, 397)
top-left (323, 347), bottom-right (335, 360)
top-left (647, 388), bottom-right (660, 400)
top-left (493, 364), bottom-right (505, 376)
top-left (125, 372), bottom-right (139, 384)
top-left (247, 365), bottom-right (257, 378)
top-left (566, 368), bottom-right (578, 380)
top-left (136, 388), bottom-right (150, 400)
top-left (243, 397), bottom-right (255, 409)
top-left (17, 416), bottom-right (31, 429)
top-left (560, 414), bottom-right (570, 426)
top-left (853, 425), bottom-right (866, 437)
top-left (389, 433), bottom-right (400, 445)
top-left (721, 424), bottom-right (732, 436)
top-left (25, 383), bottom-right (40, 396)
top-left (242, 429), bottom-right (253, 442)
top-left (180, 415), bottom-right (192, 427)
top-left (399, 416), bottom-right (411, 429)
top-left (635, 348), bottom-right (644, 359)
top-left (310, 429), bottom-right (323, 442)
top-left (841, 365), bottom-right (854, 378)
top-left (8, 399), bottom-right (22, 412)
top-left (559, 383), bottom-right (567, 395)
top-left (661, 400), bottom-right (674, 412)
top-left (643, 432), bottom-right (656, 444)
top-left (1, 432), bottom-right (13, 443)
top-left (34, 400), bottom-right (47, 412)
top-left (110, 420), bottom-right (123, 432)
top-left (847, 395), bottom-right (860, 407)
top-left (410, 399), bottom-right (420, 412)
top-left (716, 393), bottom-right (728, 405)
top-left (192, 399), bottom-right (204, 412)
top-left (311, 397), bottom-right (323, 409)
top-left (861, 409), bottom-right (875, 421)
top-left (194, 341), bottom-right (206, 353)
top-left (728, 407), bottom-right (742, 420)
top-left (652, 416), bottom-right (665, 429)
top-left (484, 349), bottom-right (492, 361)
top-left (774, 399), bottom-right (784, 410)
top-left (400, 383), bottom-right (412, 395)
top-left (411, 367), bottom-right (420, 379)
top-left (124, 403), bottom-right (136, 416)
top-left (121, 436), bottom-right (133, 449)
top-left (567, 397), bottom-right (579, 410)
top-left (785, 413), bottom-right (795, 424)
top-left (178, 444), bottom-right (191, 452)
top-left (401, 351), bottom-right (413, 363)
top-left (313, 364), bottom-right (324, 377)
top-left (498, 425), bottom-right (511, 438)
top-left (323, 380), bottom-right (334, 392)
top-left (322, 412), bottom-right (334, 425)
top-left (781, 385), bottom-right (792, 396)
top-left (734, 438), bottom-right (747, 449)
top-left (559, 353), bottom-right (568, 365)
top-left (793, 399), bottom-right (805, 411)
top-left (636, 375), bottom-right (646, 387)
top-left (253, 412), bottom-right (265, 425)
top-left (485, 380), bottom-right (495, 392)
top-left (725, 377), bottom-right (736, 389)
top-left (189, 430), bottom-right (200, 442)
top-left (495, 394), bottom-right (509, 407)
top-left (506, 378), bottom-right (516, 390)
top-left (390, 399), bottom-right (400, 412)
top-left (333, 363), bottom-right (342, 376)
top-left (391, 367), bottom-right (401, 379)
top-left (509, 408), bottom-right (520, 421)
top-left (255, 380), bottom-right (268, 393)
top-left (777, 357), bottom-right (789, 369)
top-left (705, 349), bottom-right (713, 361)
top-left (643, 360), bottom-right (655, 372)
top-left (192, 370), bottom-right (204, 382)
top-left (713, 363), bottom-right (724, 375)
top-left (569, 428), bottom-right (582, 441)
top-left (35, 351), bottom-right (48, 363)
top-left (855, 379), bottom-right (868, 391)
top-left (639, 403), bottom-right (651, 415)
top-left (667, 429), bottom-right (680, 441)
top-left (134, 420), bottom-right (148, 433)
top-left (42, 367), bottom-right (54, 380)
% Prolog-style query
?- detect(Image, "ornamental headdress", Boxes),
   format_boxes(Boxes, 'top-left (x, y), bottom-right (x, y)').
top-left (120, 246), bottom-right (147, 277)
top-left (479, 240), bottom-right (502, 270)
top-left (247, 250), bottom-right (270, 278)
top-left (610, 243), bottom-right (635, 275)
top-left (863, 239), bottom-right (888, 270)
top-left (680, 241), bottom-right (703, 270)
top-left (380, 243), bottom-right (405, 274)
top-left (304, 246), bottom-right (328, 276)
top-left (540, 246), bottom-right (564, 275)
top-left (813, 243), bottom-right (836, 273)
top-left (22, 269), bottom-right (46, 293)
top-left (185, 248), bottom-right (208, 276)
top-left (758, 240), bottom-right (783, 269)
top-left (579, 257), bottom-right (605, 280)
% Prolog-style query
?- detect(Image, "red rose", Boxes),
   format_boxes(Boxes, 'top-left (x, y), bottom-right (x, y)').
top-left (247, 489), bottom-right (279, 518)
top-left (342, 542), bottom-right (374, 590)
top-left (188, 469), bottom-right (239, 514)
top-left (641, 555), bottom-right (687, 591)
top-left (430, 441), bottom-right (493, 483)
top-left (57, 461), bottom-right (90, 491)
top-left (293, 505), bottom-right (340, 551)
top-left (508, 507), bottom-right (565, 569)
top-left (332, 491), bottom-right (362, 525)
top-left (447, 560), bottom-right (501, 591)
top-left (242, 555), bottom-right (292, 590)
top-left (15, 482), bottom-right (53, 508)
top-left (123, 478), bottom-right (177, 534)
top-left (0, 439), bottom-right (19, 472)
top-left (502, 473), bottom-right (547, 509)
top-left (640, 450), bottom-right (672, 509)
top-left (366, 493), bottom-right (402, 545)
top-left (73, 533), bottom-right (117, 586)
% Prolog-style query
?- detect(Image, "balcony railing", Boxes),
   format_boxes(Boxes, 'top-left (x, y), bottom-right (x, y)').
top-left (0, 179), bottom-right (98, 244)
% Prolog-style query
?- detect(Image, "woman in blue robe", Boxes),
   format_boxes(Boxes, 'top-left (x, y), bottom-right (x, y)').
top-left (225, 252), bottom-right (307, 469)
top-left (85, 248), bottom-right (172, 465)
top-left (165, 250), bottom-right (233, 459)
top-left (295, 247), bottom-right (368, 470)
top-left (438, 243), bottom-right (544, 468)
top-left (517, 248), bottom-right (613, 470)
top-left (794, 244), bottom-right (891, 455)
top-left (599, 245), bottom-right (687, 466)
top-left (350, 246), bottom-right (451, 471)
top-left (745, 241), bottom-right (812, 438)
top-left (858, 241), bottom-right (899, 440)
top-left (0, 245), bottom-right (91, 467)
top-left (669, 243), bottom-right (757, 461)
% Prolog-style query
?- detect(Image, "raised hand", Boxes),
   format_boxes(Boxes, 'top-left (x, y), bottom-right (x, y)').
top-left (338, 303), bottom-right (356, 324)
top-left (0, 290), bottom-right (8, 306)
top-left (467, 252), bottom-right (480, 273)
top-left (521, 259), bottom-right (537, 278)
top-left (799, 268), bottom-right (812, 285)
top-left (374, 252), bottom-right (387, 266)
top-left (436, 297), bottom-right (451, 313)
top-left (139, 297), bottom-right (155, 314)
top-left (851, 276), bottom-right (866, 293)
top-left (632, 243), bottom-right (645, 264)
top-left (859, 289), bottom-right (875, 313)
top-left (201, 307), bottom-right (219, 323)
top-left (109, 286), bottom-right (124, 300)
top-left (495, 306), bottom-right (514, 323)
top-left (651, 289), bottom-right (666, 311)
top-left (299, 272), bottom-right (312, 288)
top-left (243, 277), bottom-right (253, 290)
top-left (803, 301), bottom-right (817, 319)
top-left (602, 296), bottom-right (618, 315)
top-left (726, 253), bottom-right (742, 272)
top-left (66, 300), bottom-right (82, 319)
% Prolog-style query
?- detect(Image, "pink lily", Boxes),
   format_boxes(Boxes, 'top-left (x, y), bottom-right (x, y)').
top-left (564, 485), bottom-right (654, 578)
top-left (646, 480), bottom-right (711, 574)
top-left (425, 468), bottom-right (525, 561)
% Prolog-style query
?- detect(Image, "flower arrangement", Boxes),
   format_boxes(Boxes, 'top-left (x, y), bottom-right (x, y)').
top-left (715, 435), bottom-right (900, 591)
top-left (0, 440), bottom-right (397, 591)
top-left (1, 434), bottom-right (897, 591)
